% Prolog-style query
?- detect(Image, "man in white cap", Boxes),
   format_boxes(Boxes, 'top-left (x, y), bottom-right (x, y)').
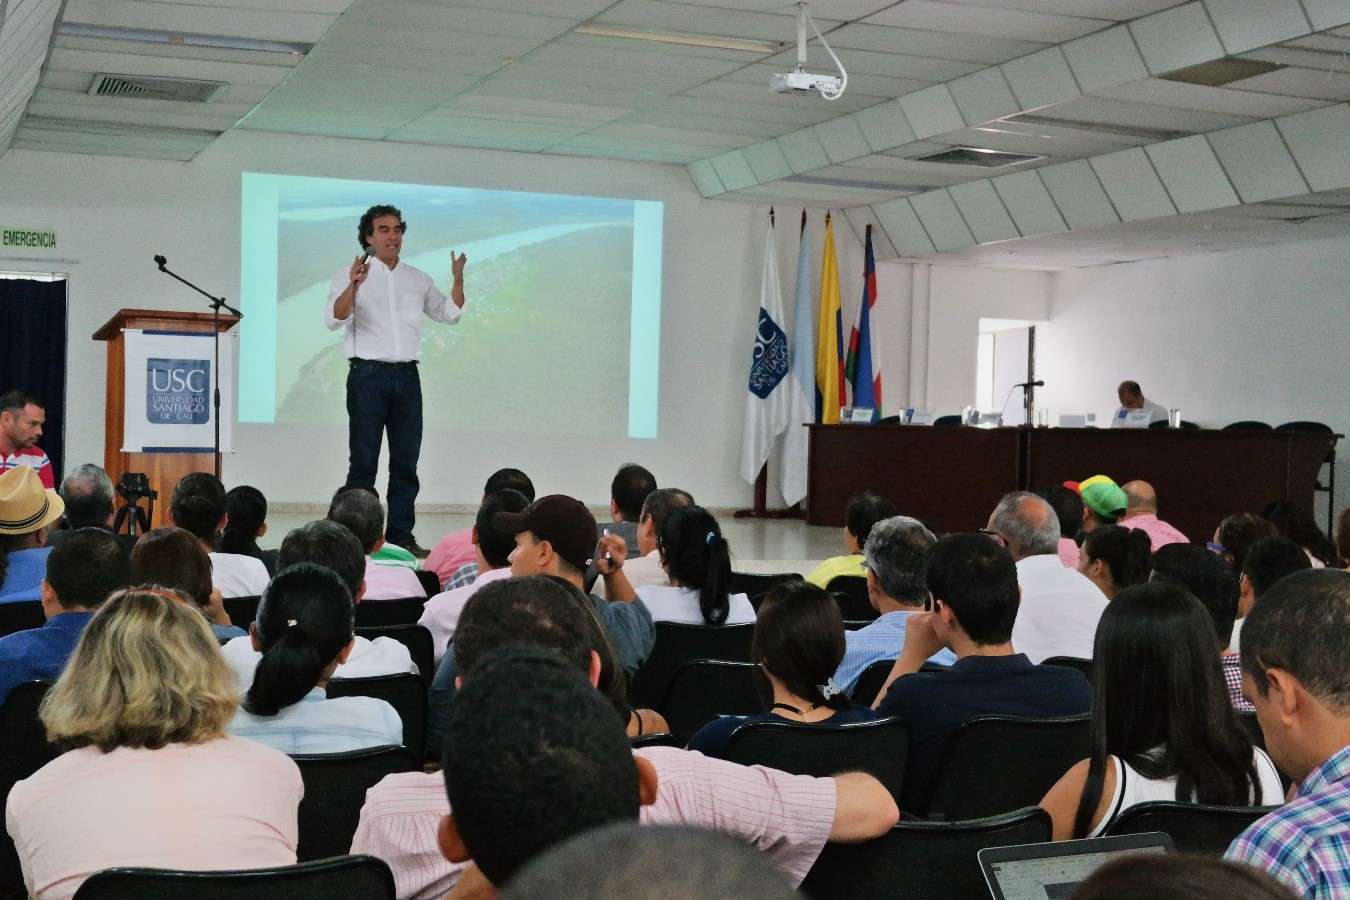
top-left (0, 466), bottom-right (65, 602)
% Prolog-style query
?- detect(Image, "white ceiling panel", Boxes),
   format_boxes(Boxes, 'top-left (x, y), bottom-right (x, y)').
top-left (1038, 159), bottom-right (1122, 228)
top-left (1002, 47), bottom-right (1081, 112)
top-left (687, 158), bottom-right (724, 195)
top-left (686, 80), bottom-right (886, 113)
top-left (25, 100), bottom-right (240, 131)
top-left (873, 197), bottom-right (937, 253)
top-left (1128, 2), bottom-right (1225, 76)
top-left (762, 46), bottom-right (984, 82)
top-left (709, 149), bottom-right (757, 190)
top-left (480, 60), bottom-right (704, 94)
top-left (33, 84), bottom-right (264, 113)
top-left (898, 84), bottom-right (964, 139)
top-left (1061, 25), bottom-right (1148, 94)
top-left (809, 165), bottom-right (935, 189)
top-left (1089, 146), bottom-right (1176, 220)
top-left (841, 206), bottom-right (900, 258)
top-left (814, 115), bottom-right (871, 163)
top-left (949, 178), bottom-right (1019, 242)
top-left (718, 64), bottom-right (932, 99)
top-left (556, 31), bottom-right (767, 62)
top-left (59, 0), bottom-right (337, 43)
top-left (302, 43), bottom-right (506, 76)
top-left (822, 22), bottom-right (1047, 64)
top-left (668, 0), bottom-right (895, 18)
top-left (320, 21), bottom-right (544, 56)
top-left (343, 2), bottom-right (578, 39)
top-left (442, 94), bottom-right (632, 126)
top-left (392, 114), bottom-right (585, 142)
top-left (616, 108), bottom-right (795, 137)
top-left (854, 99), bottom-right (917, 151)
top-left (464, 78), bottom-right (657, 108)
top-left (914, 1), bottom-right (1187, 20)
top-left (13, 138), bottom-right (197, 160)
top-left (742, 138), bottom-right (793, 182)
top-left (595, 0), bottom-right (841, 41)
top-left (949, 67), bottom-right (1019, 126)
top-left (1276, 103), bottom-right (1350, 192)
top-left (910, 189), bottom-right (976, 249)
top-left (864, 1), bottom-right (1110, 43)
top-left (1031, 95), bottom-right (1254, 133)
top-left (45, 47), bottom-right (289, 85)
top-left (446, 0), bottom-right (614, 16)
top-left (1206, 120), bottom-right (1310, 203)
top-left (954, 125), bottom-right (1116, 157)
top-left (1094, 79), bottom-right (1328, 118)
top-left (527, 42), bottom-right (748, 78)
top-left (1144, 134), bottom-right (1239, 212)
top-left (776, 127), bottom-right (831, 172)
top-left (655, 95), bottom-right (839, 126)
top-left (1203, 0), bottom-right (1310, 55)
top-left (1229, 67), bottom-right (1350, 103)
top-left (991, 169), bottom-right (1069, 237)
top-left (589, 122), bottom-right (756, 150)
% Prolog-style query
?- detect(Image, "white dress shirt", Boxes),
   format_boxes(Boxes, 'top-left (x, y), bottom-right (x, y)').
top-left (594, 549), bottom-right (670, 600)
top-left (228, 687), bottom-right (403, 755)
top-left (419, 566), bottom-right (513, 665)
top-left (635, 585), bottom-right (756, 626)
top-left (1010, 553), bottom-right (1108, 663)
top-left (1111, 398), bottom-right (1169, 427)
top-left (208, 552), bottom-right (270, 598)
top-left (325, 257), bottom-right (461, 361)
top-left (220, 634), bottom-right (418, 690)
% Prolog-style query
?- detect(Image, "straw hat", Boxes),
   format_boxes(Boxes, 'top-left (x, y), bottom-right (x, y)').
top-left (0, 466), bottom-right (65, 536)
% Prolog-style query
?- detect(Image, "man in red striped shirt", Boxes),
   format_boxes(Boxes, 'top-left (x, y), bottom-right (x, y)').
top-left (0, 391), bottom-right (52, 489)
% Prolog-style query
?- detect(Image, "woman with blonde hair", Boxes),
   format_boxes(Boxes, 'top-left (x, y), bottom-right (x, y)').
top-left (4, 588), bottom-right (302, 900)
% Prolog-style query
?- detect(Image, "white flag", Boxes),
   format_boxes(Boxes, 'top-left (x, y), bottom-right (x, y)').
top-left (780, 213), bottom-right (816, 507)
top-left (740, 214), bottom-right (793, 484)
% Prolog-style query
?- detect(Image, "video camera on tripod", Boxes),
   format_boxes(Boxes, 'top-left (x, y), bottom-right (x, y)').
top-left (112, 472), bottom-right (156, 536)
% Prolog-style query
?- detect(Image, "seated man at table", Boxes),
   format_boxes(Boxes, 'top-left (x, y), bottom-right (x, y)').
top-left (874, 533), bottom-right (1093, 814)
top-left (805, 490), bottom-right (897, 589)
top-left (1112, 380), bottom-right (1168, 427)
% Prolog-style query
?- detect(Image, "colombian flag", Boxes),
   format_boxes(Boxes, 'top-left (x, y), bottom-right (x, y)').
top-left (815, 213), bottom-right (844, 424)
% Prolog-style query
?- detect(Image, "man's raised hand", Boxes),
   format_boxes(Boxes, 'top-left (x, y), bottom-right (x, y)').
top-left (451, 251), bottom-right (468, 281)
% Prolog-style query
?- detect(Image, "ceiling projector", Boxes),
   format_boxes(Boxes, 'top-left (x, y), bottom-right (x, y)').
top-left (771, 2), bottom-right (847, 100)
top-left (771, 70), bottom-right (843, 95)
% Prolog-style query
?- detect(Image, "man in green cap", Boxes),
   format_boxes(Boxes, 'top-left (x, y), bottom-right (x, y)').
top-left (1064, 475), bottom-right (1128, 535)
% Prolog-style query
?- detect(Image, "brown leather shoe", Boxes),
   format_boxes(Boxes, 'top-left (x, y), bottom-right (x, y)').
top-left (398, 540), bottom-right (431, 559)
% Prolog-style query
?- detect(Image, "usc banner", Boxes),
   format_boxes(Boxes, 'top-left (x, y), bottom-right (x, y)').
top-left (122, 329), bottom-right (234, 452)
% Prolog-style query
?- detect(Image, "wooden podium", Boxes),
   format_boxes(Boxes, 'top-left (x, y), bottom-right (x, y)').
top-left (94, 309), bottom-right (239, 529)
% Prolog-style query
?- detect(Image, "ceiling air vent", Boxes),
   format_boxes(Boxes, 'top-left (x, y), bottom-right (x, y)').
top-left (912, 147), bottom-right (1042, 168)
top-left (89, 74), bottom-right (225, 103)
top-left (1160, 58), bottom-right (1285, 87)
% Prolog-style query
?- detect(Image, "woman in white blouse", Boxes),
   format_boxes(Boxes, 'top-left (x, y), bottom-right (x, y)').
top-left (1040, 582), bottom-right (1284, 839)
top-left (636, 505), bottom-right (754, 626)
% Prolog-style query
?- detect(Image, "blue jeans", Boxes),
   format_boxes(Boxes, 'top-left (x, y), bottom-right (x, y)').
top-left (346, 360), bottom-right (421, 546)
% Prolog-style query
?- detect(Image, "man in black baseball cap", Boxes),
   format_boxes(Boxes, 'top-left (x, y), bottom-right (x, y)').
top-left (496, 494), bottom-right (653, 675)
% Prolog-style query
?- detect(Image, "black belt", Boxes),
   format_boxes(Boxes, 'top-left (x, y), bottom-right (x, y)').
top-left (350, 358), bottom-right (418, 368)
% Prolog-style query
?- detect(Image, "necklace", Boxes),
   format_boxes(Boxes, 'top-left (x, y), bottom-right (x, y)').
top-left (770, 701), bottom-right (820, 717)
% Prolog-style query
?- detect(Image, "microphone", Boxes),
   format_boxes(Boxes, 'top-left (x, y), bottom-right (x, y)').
top-left (1014, 380), bottom-right (1045, 388)
top-left (153, 254), bottom-right (167, 269)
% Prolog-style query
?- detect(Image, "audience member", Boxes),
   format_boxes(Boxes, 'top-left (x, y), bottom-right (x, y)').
top-left (329, 484), bottom-right (418, 570)
top-left (1120, 480), bottom-right (1189, 549)
top-left (504, 823), bottom-right (799, 900)
top-left (595, 487), bottom-right (693, 600)
top-left (219, 485), bottom-right (278, 575)
top-left (0, 528), bottom-right (128, 706)
top-left (328, 485), bottom-right (426, 599)
top-left (1072, 855), bottom-right (1298, 900)
top-left (1151, 544), bottom-right (1248, 713)
top-left (804, 490), bottom-right (896, 588)
top-left (5, 589), bottom-right (301, 899)
top-left (496, 494), bottom-right (652, 675)
top-left (1065, 475), bottom-right (1127, 533)
top-left (220, 519), bottom-right (417, 688)
top-left (986, 492), bottom-right (1107, 662)
top-left (1039, 582), bottom-right (1281, 839)
top-left (875, 533), bottom-right (1092, 814)
top-left (1336, 507), bottom-right (1350, 569)
top-left (636, 504), bottom-right (753, 626)
top-left (689, 581), bottom-right (878, 756)
top-left (1077, 525), bottom-right (1151, 600)
top-left (353, 577), bottom-right (898, 898)
top-left (1213, 513), bottom-right (1278, 576)
top-left (584, 463), bottom-right (656, 590)
top-left (425, 468), bottom-right (534, 587)
top-left (0, 390), bottom-right (52, 488)
top-left (419, 489), bottom-right (529, 663)
top-left (1226, 569), bottom-right (1350, 897)
top-left (833, 516), bottom-right (954, 694)
top-left (169, 472), bottom-right (269, 598)
top-left (129, 527), bottom-right (245, 641)
top-left (1233, 535), bottom-right (1312, 654)
top-left (1262, 500), bottom-right (1335, 569)
top-left (1037, 484), bottom-right (1084, 568)
top-left (0, 466), bottom-right (62, 603)
top-left (227, 563), bottom-right (401, 753)
top-left (45, 464), bottom-right (134, 555)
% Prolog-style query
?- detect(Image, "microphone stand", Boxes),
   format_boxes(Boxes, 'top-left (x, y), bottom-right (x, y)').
top-left (153, 256), bottom-right (242, 479)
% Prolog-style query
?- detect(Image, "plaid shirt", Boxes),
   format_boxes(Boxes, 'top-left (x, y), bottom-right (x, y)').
top-left (1222, 653), bottom-right (1256, 713)
top-left (445, 562), bottom-right (478, 590)
top-left (1226, 744), bottom-right (1350, 897)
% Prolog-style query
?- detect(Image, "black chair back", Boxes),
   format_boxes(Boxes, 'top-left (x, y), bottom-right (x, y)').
top-left (0, 601), bottom-right (44, 638)
top-left (630, 732), bottom-right (680, 749)
top-left (850, 659), bottom-right (896, 707)
top-left (659, 660), bottom-right (766, 746)
top-left (73, 855), bottom-right (397, 899)
top-left (1223, 420), bottom-right (1272, 431)
top-left (628, 622), bottom-right (755, 710)
top-left (826, 576), bottom-right (875, 621)
top-left (925, 714), bottom-right (1092, 820)
top-left (723, 717), bottom-right (909, 801)
top-left (1042, 656), bottom-right (1094, 687)
top-left (932, 414), bottom-right (962, 427)
top-left (1104, 801), bottom-right (1277, 856)
top-left (414, 569), bottom-right (441, 597)
top-left (292, 747), bottom-right (419, 862)
top-left (326, 674), bottom-right (427, 760)
top-left (354, 624), bottom-right (434, 686)
top-left (1275, 420), bottom-right (1333, 434)
top-left (354, 597), bottom-right (426, 627)
top-left (223, 595), bottom-right (260, 630)
top-left (842, 619), bottom-right (871, 631)
top-left (729, 572), bottom-right (800, 608)
top-left (0, 681), bottom-right (58, 895)
top-left (801, 807), bottom-right (1052, 900)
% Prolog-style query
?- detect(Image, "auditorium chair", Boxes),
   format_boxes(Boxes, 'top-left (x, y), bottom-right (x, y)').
top-left (729, 571), bottom-right (800, 608)
top-left (414, 568), bottom-right (441, 597)
top-left (0, 600), bottom-right (44, 638)
top-left (73, 855), bottom-right (397, 900)
top-left (628, 622), bottom-right (755, 710)
top-left (842, 619), bottom-right (871, 631)
top-left (932, 414), bottom-right (962, 427)
top-left (1042, 655), bottom-right (1094, 687)
top-left (1148, 419), bottom-right (1199, 430)
top-left (0, 681), bottom-right (58, 897)
top-left (291, 746), bottom-right (419, 862)
top-left (658, 660), bottom-right (766, 746)
top-left (1275, 420), bottom-right (1337, 531)
top-left (923, 714), bottom-right (1092, 820)
top-left (353, 596), bottom-right (425, 628)
top-left (630, 732), bottom-right (680, 749)
top-left (326, 674), bottom-right (427, 760)
top-left (1103, 801), bottom-right (1278, 856)
top-left (223, 595), bottom-right (260, 630)
top-left (1222, 420), bottom-right (1273, 431)
top-left (850, 659), bottom-right (952, 708)
top-left (722, 718), bottom-right (909, 801)
top-left (800, 807), bottom-right (1052, 900)
top-left (354, 624), bottom-right (435, 686)
top-left (826, 575), bottom-right (875, 621)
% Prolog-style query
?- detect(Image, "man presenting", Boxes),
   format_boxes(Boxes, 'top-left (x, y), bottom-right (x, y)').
top-left (326, 205), bottom-right (466, 557)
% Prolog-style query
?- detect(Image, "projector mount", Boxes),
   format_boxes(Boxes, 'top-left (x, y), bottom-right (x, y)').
top-left (770, 3), bottom-right (848, 100)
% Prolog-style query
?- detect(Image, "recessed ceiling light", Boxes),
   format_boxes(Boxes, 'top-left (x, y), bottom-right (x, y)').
top-left (57, 22), bottom-right (311, 56)
top-left (574, 24), bottom-right (785, 54)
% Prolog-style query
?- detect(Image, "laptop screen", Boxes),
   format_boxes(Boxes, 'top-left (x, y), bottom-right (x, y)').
top-left (980, 833), bottom-right (1172, 900)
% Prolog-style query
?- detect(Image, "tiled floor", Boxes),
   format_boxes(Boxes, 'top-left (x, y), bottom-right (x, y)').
top-left (264, 509), bottom-right (845, 576)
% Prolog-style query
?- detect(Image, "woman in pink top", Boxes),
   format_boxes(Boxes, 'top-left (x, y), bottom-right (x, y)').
top-left (5, 588), bottom-right (303, 900)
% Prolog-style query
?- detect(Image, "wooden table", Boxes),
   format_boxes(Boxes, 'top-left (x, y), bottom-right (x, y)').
top-left (806, 425), bottom-right (1335, 540)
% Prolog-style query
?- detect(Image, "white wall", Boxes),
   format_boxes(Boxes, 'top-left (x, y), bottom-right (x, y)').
top-left (0, 131), bottom-right (829, 509)
top-left (1036, 237), bottom-right (1350, 523)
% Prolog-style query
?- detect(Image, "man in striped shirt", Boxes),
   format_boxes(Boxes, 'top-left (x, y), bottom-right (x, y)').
top-left (0, 391), bottom-right (52, 489)
top-left (1226, 569), bottom-right (1350, 897)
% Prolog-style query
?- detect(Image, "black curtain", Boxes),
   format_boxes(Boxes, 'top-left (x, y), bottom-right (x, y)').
top-left (0, 277), bottom-right (68, 481)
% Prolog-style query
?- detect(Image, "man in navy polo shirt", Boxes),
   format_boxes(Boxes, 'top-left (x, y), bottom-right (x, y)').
top-left (0, 528), bottom-right (129, 706)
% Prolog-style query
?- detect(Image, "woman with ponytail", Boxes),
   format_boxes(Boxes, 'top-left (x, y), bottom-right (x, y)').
top-left (228, 563), bottom-right (401, 754)
top-left (637, 505), bottom-right (754, 626)
top-left (219, 485), bottom-right (279, 576)
top-left (688, 580), bottom-right (877, 756)
top-left (1077, 525), bottom-right (1152, 600)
